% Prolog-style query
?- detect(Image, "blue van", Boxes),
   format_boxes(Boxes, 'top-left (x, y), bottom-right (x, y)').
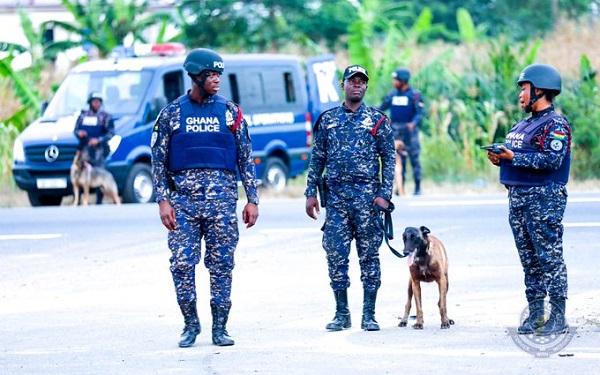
top-left (12, 46), bottom-right (341, 206)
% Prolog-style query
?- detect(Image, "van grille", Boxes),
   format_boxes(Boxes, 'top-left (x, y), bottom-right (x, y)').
top-left (25, 145), bottom-right (78, 163)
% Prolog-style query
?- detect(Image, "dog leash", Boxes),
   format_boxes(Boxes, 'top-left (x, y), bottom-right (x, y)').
top-left (373, 203), bottom-right (407, 259)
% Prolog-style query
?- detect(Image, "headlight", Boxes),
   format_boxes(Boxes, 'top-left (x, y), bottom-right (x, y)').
top-left (13, 137), bottom-right (25, 163)
top-left (108, 135), bottom-right (122, 156)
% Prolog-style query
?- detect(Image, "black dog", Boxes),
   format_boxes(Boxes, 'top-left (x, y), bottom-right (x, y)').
top-left (399, 226), bottom-right (454, 329)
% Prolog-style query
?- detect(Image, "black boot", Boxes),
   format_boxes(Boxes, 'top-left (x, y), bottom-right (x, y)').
top-left (361, 288), bottom-right (380, 331)
top-left (539, 299), bottom-right (568, 336)
top-left (325, 289), bottom-right (351, 331)
top-left (178, 300), bottom-right (200, 348)
top-left (518, 299), bottom-right (545, 334)
top-left (414, 179), bottom-right (421, 196)
top-left (211, 303), bottom-right (235, 346)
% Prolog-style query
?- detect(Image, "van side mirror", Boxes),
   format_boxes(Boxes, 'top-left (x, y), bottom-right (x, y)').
top-left (40, 101), bottom-right (49, 116)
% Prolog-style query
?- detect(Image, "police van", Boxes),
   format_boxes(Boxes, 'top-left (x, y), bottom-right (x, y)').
top-left (12, 44), bottom-right (341, 206)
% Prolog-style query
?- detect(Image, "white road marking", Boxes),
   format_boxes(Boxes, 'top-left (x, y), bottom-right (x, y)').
top-left (564, 222), bottom-right (600, 227)
top-left (0, 234), bottom-right (64, 240)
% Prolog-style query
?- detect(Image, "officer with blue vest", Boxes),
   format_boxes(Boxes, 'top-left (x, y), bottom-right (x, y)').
top-left (487, 64), bottom-right (571, 336)
top-left (151, 48), bottom-right (259, 348)
top-left (74, 91), bottom-right (115, 204)
top-left (305, 65), bottom-right (395, 332)
top-left (378, 67), bottom-right (424, 195)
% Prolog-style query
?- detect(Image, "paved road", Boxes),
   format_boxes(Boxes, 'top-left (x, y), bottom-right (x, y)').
top-left (1, 192), bottom-right (599, 374)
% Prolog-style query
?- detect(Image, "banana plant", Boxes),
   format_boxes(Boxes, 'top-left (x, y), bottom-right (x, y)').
top-left (50, 0), bottom-right (172, 58)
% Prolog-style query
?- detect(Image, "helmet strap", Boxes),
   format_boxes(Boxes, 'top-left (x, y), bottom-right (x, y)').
top-left (189, 72), bottom-right (210, 100)
top-left (524, 85), bottom-right (543, 113)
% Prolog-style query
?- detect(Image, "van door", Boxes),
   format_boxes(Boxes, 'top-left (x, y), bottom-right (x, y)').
top-left (306, 55), bottom-right (341, 124)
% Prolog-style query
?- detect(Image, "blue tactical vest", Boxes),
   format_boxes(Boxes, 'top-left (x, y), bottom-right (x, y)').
top-left (167, 94), bottom-right (237, 172)
top-left (389, 87), bottom-right (419, 123)
top-left (500, 111), bottom-right (571, 187)
top-left (78, 110), bottom-right (110, 138)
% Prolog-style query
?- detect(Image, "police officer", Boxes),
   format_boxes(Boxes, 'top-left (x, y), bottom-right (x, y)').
top-left (74, 91), bottom-right (115, 204)
top-left (151, 48), bottom-right (259, 347)
top-left (486, 64), bottom-right (571, 336)
top-left (378, 67), bottom-right (425, 195)
top-left (305, 65), bottom-right (395, 332)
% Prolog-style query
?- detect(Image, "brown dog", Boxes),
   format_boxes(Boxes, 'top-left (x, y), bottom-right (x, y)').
top-left (398, 226), bottom-right (454, 329)
top-left (71, 149), bottom-right (121, 206)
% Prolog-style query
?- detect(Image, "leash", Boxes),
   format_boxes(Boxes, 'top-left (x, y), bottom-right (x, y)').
top-left (373, 203), bottom-right (407, 259)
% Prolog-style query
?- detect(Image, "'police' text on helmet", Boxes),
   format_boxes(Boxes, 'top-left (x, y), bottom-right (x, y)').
top-left (184, 48), bottom-right (225, 76)
top-left (517, 64), bottom-right (562, 94)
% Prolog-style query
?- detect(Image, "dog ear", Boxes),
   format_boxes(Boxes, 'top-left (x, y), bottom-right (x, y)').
top-left (419, 226), bottom-right (431, 236)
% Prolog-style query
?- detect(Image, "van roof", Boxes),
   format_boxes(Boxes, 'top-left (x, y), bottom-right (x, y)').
top-left (70, 53), bottom-right (302, 73)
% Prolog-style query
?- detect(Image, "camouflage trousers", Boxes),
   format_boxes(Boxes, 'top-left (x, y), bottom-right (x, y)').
top-left (508, 183), bottom-right (568, 301)
top-left (322, 189), bottom-right (383, 292)
top-left (168, 192), bottom-right (238, 310)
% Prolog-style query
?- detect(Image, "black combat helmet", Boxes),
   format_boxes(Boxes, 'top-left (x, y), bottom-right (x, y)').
top-left (517, 64), bottom-right (562, 95)
top-left (183, 48), bottom-right (225, 75)
top-left (392, 67), bottom-right (411, 82)
top-left (87, 91), bottom-right (103, 103)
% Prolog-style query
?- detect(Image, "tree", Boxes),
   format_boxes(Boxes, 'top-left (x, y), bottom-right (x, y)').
top-left (49, 0), bottom-right (171, 58)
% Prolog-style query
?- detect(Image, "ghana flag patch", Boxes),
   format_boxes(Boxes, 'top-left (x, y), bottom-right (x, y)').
top-left (552, 131), bottom-right (566, 140)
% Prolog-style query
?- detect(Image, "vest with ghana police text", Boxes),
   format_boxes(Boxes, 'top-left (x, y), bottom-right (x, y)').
top-left (78, 109), bottom-right (110, 139)
top-left (499, 110), bottom-right (571, 187)
top-left (167, 94), bottom-right (237, 172)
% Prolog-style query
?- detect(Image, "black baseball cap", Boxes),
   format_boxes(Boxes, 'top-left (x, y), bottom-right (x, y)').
top-left (343, 65), bottom-right (369, 81)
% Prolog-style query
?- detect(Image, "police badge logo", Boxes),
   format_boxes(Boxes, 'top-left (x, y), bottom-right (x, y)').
top-left (507, 300), bottom-right (576, 358)
top-left (151, 131), bottom-right (158, 147)
top-left (550, 139), bottom-right (563, 151)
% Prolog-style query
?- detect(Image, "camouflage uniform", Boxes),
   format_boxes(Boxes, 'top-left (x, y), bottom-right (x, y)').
top-left (151, 94), bottom-right (258, 312)
top-left (73, 108), bottom-right (115, 167)
top-left (501, 106), bottom-right (571, 302)
top-left (305, 103), bottom-right (395, 292)
top-left (378, 86), bottom-right (424, 186)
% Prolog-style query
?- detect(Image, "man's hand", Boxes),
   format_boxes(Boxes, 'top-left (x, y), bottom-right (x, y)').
top-left (76, 130), bottom-right (88, 139)
top-left (158, 200), bottom-right (177, 231)
top-left (373, 197), bottom-right (389, 209)
top-left (305, 197), bottom-right (320, 220)
top-left (88, 137), bottom-right (100, 147)
top-left (242, 202), bottom-right (258, 228)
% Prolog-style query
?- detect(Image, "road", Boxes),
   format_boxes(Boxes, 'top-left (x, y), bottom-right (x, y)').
top-left (1, 192), bottom-right (599, 374)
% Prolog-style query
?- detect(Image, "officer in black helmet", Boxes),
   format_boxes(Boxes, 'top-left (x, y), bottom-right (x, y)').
top-left (151, 48), bottom-right (259, 348)
top-left (73, 91), bottom-right (115, 204)
top-left (378, 67), bottom-right (425, 195)
top-left (486, 63), bottom-right (571, 336)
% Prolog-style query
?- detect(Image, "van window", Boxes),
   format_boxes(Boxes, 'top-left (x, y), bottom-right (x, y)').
top-left (43, 71), bottom-right (153, 118)
top-left (164, 71), bottom-right (184, 103)
top-left (284, 72), bottom-right (296, 103)
top-left (226, 73), bottom-right (240, 104)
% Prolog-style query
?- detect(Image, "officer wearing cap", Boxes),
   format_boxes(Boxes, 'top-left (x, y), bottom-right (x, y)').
top-left (151, 48), bottom-right (259, 348)
top-left (486, 63), bottom-right (571, 336)
top-left (73, 91), bottom-right (115, 204)
top-left (378, 67), bottom-right (425, 195)
top-left (305, 64), bottom-right (395, 332)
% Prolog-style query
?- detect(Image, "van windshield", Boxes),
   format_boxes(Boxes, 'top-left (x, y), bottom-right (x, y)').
top-left (43, 70), bottom-right (153, 118)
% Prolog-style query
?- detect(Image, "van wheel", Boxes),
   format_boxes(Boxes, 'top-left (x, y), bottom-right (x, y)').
top-left (27, 192), bottom-right (63, 207)
top-left (262, 157), bottom-right (288, 193)
top-left (122, 163), bottom-right (155, 204)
